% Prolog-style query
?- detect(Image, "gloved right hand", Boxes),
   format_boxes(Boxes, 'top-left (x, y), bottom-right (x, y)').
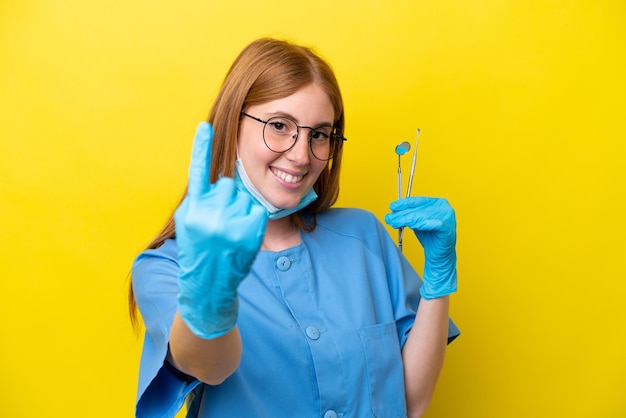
top-left (174, 122), bottom-right (268, 339)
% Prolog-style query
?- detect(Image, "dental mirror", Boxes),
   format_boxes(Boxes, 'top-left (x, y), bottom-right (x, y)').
top-left (395, 141), bottom-right (411, 199)
top-left (395, 141), bottom-right (411, 251)
top-left (395, 141), bottom-right (411, 157)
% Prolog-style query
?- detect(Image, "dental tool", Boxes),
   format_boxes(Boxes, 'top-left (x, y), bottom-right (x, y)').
top-left (406, 128), bottom-right (420, 198)
top-left (394, 141), bottom-right (411, 251)
top-left (395, 141), bottom-right (411, 199)
top-left (394, 129), bottom-right (421, 252)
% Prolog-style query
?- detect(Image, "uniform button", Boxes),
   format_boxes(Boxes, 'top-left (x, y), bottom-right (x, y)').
top-left (324, 411), bottom-right (338, 418)
top-left (276, 256), bottom-right (291, 271)
top-left (305, 326), bottom-right (320, 340)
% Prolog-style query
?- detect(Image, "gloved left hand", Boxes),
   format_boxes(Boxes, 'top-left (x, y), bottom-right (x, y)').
top-left (384, 196), bottom-right (457, 299)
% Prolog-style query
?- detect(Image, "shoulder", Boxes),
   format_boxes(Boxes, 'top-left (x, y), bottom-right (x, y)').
top-left (305, 208), bottom-right (404, 282)
top-left (312, 208), bottom-right (390, 249)
top-left (134, 239), bottom-right (178, 266)
top-left (316, 207), bottom-right (382, 232)
top-left (132, 239), bottom-right (179, 295)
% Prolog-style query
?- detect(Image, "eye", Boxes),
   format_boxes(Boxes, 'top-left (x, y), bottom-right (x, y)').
top-left (267, 117), bottom-right (294, 137)
top-left (269, 121), bottom-right (286, 131)
top-left (310, 130), bottom-right (330, 142)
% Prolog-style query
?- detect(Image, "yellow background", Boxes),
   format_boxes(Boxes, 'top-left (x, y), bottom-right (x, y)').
top-left (1, 0), bottom-right (624, 416)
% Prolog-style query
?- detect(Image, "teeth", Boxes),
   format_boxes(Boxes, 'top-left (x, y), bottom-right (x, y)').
top-left (273, 168), bottom-right (303, 184)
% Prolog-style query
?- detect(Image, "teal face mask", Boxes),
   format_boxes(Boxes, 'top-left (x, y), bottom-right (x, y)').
top-left (234, 158), bottom-right (318, 220)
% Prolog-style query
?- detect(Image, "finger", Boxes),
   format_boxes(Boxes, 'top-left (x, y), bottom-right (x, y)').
top-left (385, 211), bottom-right (443, 230)
top-left (384, 212), bottom-right (408, 229)
top-left (187, 122), bottom-right (214, 198)
top-left (389, 196), bottom-right (434, 211)
top-left (235, 198), bottom-right (268, 241)
top-left (211, 178), bottom-right (267, 224)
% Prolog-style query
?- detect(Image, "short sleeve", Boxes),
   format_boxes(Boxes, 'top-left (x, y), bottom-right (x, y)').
top-left (132, 239), bottom-right (200, 418)
top-left (368, 212), bottom-right (461, 348)
top-left (394, 253), bottom-right (461, 348)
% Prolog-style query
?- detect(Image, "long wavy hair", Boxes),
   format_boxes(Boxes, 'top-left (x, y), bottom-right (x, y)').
top-left (129, 38), bottom-right (346, 327)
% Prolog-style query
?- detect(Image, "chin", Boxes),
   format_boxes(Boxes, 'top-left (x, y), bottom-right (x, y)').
top-left (276, 201), bottom-right (300, 210)
top-left (269, 196), bottom-right (301, 210)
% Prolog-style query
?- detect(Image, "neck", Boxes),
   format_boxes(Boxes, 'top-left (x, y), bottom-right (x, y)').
top-left (261, 216), bottom-right (301, 252)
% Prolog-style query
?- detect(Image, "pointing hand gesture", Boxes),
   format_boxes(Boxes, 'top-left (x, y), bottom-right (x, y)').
top-left (175, 122), bottom-right (268, 339)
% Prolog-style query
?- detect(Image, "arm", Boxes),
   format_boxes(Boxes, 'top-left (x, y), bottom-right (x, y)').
top-left (402, 296), bottom-right (449, 418)
top-left (169, 313), bottom-right (242, 385)
top-left (385, 196), bottom-right (458, 417)
top-left (171, 122), bottom-right (267, 383)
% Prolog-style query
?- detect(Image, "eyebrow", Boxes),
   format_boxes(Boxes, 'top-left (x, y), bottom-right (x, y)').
top-left (265, 111), bottom-right (333, 129)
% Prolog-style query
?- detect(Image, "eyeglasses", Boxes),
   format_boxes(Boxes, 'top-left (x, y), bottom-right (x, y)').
top-left (241, 112), bottom-right (346, 161)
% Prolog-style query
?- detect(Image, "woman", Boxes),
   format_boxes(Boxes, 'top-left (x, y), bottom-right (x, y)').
top-left (130, 37), bottom-right (459, 418)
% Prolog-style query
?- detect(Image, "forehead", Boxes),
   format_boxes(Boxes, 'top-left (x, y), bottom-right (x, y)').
top-left (251, 84), bottom-right (335, 123)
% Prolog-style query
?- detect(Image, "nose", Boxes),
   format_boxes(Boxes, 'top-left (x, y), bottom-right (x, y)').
top-left (285, 129), bottom-right (311, 165)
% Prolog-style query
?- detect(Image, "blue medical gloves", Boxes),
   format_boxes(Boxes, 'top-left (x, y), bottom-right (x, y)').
top-left (385, 197), bottom-right (457, 300)
top-left (174, 122), bottom-right (268, 339)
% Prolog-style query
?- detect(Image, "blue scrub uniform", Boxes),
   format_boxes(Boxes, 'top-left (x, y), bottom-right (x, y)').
top-left (132, 208), bottom-right (460, 418)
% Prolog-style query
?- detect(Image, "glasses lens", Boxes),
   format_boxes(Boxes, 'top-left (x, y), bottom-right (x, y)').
top-left (262, 116), bottom-right (339, 161)
top-left (263, 117), bottom-right (298, 153)
top-left (309, 131), bottom-right (333, 161)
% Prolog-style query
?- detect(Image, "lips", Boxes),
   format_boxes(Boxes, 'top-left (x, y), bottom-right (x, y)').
top-left (271, 167), bottom-right (304, 184)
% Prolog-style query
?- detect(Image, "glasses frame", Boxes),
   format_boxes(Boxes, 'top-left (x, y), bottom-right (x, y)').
top-left (241, 112), bottom-right (346, 161)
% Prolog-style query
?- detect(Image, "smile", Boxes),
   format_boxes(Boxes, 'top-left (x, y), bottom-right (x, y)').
top-left (271, 168), bottom-right (304, 184)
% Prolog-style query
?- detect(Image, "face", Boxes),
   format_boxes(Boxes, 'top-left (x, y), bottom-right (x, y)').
top-left (237, 83), bottom-right (334, 210)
